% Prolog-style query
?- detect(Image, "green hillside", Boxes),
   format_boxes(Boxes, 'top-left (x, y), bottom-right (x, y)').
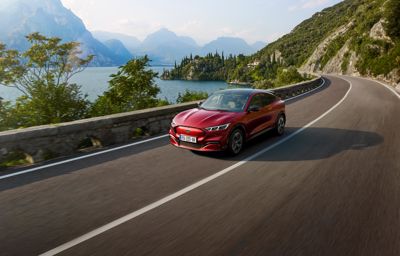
top-left (255, 0), bottom-right (358, 67)
top-left (163, 0), bottom-right (400, 86)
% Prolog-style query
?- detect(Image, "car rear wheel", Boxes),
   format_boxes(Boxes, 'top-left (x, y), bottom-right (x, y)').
top-left (228, 128), bottom-right (244, 155)
top-left (275, 114), bottom-right (285, 136)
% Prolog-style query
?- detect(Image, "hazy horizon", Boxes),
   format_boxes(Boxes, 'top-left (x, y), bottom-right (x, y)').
top-left (61, 0), bottom-right (343, 45)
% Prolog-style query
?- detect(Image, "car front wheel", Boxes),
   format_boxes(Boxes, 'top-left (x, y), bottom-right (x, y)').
top-left (228, 128), bottom-right (244, 155)
top-left (275, 114), bottom-right (285, 136)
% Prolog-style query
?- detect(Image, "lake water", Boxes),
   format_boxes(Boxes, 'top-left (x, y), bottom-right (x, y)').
top-left (0, 66), bottom-right (230, 103)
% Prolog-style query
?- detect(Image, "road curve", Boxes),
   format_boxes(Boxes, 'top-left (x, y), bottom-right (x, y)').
top-left (0, 76), bottom-right (399, 256)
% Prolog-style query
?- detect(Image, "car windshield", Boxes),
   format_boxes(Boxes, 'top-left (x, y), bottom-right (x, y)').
top-left (200, 91), bottom-right (250, 112)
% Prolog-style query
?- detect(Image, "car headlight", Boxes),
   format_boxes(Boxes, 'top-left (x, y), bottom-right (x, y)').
top-left (205, 123), bottom-right (230, 131)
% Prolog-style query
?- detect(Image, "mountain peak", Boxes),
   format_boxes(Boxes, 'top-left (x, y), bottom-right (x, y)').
top-left (0, 0), bottom-right (130, 66)
top-left (142, 28), bottom-right (198, 52)
top-left (156, 27), bottom-right (175, 34)
top-left (201, 37), bottom-right (254, 55)
top-left (144, 28), bottom-right (177, 42)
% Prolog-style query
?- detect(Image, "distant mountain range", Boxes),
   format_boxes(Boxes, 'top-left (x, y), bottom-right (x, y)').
top-left (93, 28), bottom-right (266, 65)
top-left (91, 31), bottom-right (141, 52)
top-left (0, 0), bottom-right (266, 66)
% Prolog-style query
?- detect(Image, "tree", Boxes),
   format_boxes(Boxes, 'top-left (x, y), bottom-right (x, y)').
top-left (176, 90), bottom-right (208, 103)
top-left (253, 80), bottom-right (275, 89)
top-left (91, 56), bottom-right (167, 116)
top-left (0, 99), bottom-right (16, 131)
top-left (384, 0), bottom-right (400, 39)
top-left (0, 33), bottom-right (92, 129)
top-left (275, 67), bottom-right (305, 86)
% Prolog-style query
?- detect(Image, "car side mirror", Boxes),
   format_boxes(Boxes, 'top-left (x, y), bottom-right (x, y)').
top-left (197, 101), bottom-right (204, 107)
top-left (248, 106), bottom-right (260, 112)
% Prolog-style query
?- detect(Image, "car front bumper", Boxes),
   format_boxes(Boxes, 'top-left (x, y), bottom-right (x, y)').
top-left (169, 127), bottom-right (229, 152)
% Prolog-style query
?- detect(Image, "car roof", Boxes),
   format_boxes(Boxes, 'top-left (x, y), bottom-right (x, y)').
top-left (213, 88), bottom-right (275, 97)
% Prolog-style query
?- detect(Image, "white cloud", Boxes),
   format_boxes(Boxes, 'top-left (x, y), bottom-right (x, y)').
top-left (114, 19), bottom-right (163, 40)
top-left (265, 32), bottom-right (285, 42)
top-left (288, 5), bottom-right (298, 12)
top-left (302, 0), bottom-right (330, 9)
top-left (288, 0), bottom-right (330, 12)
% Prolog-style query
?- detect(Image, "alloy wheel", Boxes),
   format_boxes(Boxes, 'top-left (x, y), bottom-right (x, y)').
top-left (277, 116), bottom-right (285, 135)
top-left (231, 130), bottom-right (243, 154)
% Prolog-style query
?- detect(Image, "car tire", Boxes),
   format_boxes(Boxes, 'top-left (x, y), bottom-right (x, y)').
top-left (275, 114), bottom-right (285, 136)
top-left (228, 128), bottom-right (244, 155)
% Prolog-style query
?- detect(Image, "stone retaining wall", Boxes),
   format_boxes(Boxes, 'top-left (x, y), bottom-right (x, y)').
top-left (0, 77), bottom-right (322, 164)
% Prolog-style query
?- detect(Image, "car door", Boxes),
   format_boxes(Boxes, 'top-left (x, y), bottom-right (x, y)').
top-left (245, 93), bottom-right (276, 136)
top-left (262, 93), bottom-right (278, 128)
top-left (245, 94), bottom-right (266, 136)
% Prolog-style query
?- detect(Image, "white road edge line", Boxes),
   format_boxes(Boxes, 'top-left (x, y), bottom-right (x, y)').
top-left (39, 78), bottom-right (349, 256)
top-left (343, 75), bottom-right (400, 100)
top-left (0, 78), bottom-right (326, 181)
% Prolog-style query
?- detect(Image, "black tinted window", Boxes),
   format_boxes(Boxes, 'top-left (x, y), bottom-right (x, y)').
top-left (249, 94), bottom-right (264, 108)
top-left (264, 93), bottom-right (276, 105)
top-left (249, 93), bottom-right (276, 108)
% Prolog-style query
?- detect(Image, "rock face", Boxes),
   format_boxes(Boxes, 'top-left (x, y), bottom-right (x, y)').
top-left (347, 51), bottom-right (360, 76)
top-left (301, 21), bottom-right (354, 73)
top-left (271, 50), bottom-right (284, 63)
top-left (300, 17), bottom-right (398, 87)
top-left (370, 19), bottom-right (392, 42)
top-left (323, 41), bottom-right (350, 74)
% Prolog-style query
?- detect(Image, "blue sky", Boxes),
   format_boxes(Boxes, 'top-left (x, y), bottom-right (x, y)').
top-left (61, 0), bottom-right (343, 45)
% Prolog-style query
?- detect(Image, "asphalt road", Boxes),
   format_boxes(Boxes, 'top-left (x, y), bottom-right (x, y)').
top-left (0, 75), bottom-right (399, 256)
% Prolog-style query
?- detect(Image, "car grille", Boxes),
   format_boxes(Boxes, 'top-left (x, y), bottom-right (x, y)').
top-left (180, 142), bottom-right (202, 149)
top-left (176, 126), bottom-right (205, 136)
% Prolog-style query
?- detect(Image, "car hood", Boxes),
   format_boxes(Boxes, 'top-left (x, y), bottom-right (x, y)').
top-left (173, 108), bottom-right (240, 128)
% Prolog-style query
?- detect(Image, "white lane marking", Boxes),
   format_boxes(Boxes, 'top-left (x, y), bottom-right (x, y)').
top-left (40, 78), bottom-right (348, 256)
top-left (0, 135), bottom-right (169, 180)
top-left (0, 79), bottom-right (326, 181)
top-left (342, 75), bottom-right (400, 100)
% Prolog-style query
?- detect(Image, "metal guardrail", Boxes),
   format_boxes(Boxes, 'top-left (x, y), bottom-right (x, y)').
top-left (272, 77), bottom-right (322, 99)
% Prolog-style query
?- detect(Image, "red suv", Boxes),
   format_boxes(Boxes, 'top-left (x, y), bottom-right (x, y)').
top-left (169, 89), bottom-right (286, 154)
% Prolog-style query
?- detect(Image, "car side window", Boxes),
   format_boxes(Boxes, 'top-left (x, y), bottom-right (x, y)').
top-left (263, 94), bottom-right (276, 106)
top-left (249, 94), bottom-right (264, 108)
top-left (250, 93), bottom-right (276, 109)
